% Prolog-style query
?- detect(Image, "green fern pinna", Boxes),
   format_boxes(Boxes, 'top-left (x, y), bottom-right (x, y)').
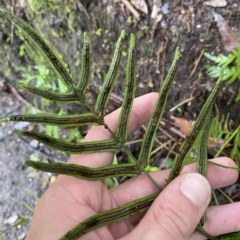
top-left (0, 6), bottom-right (238, 240)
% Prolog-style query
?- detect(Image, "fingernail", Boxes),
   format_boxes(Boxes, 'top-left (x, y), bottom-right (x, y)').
top-left (180, 173), bottom-right (211, 207)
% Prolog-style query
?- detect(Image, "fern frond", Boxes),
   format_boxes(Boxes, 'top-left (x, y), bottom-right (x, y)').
top-left (116, 34), bottom-right (136, 143)
top-left (1, 6), bottom-right (220, 239)
top-left (204, 46), bottom-right (240, 86)
top-left (77, 32), bottom-right (90, 95)
top-left (197, 108), bottom-right (214, 177)
top-left (1, 113), bottom-right (104, 127)
top-left (168, 76), bottom-right (222, 182)
top-left (94, 30), bottom-right (125, 116)
top-left (60, 193), bottom-right (158, 239)
top-left (138, 47), bottom-right (180, 167)
top-left (204, 52), bottom-right (224, 63)
top-left (220, 53), bottom-right (235, 68)
top-left (14, 83), bottom-right (82, 103)
top-left (197, 108), bottom-right (214, 226)
top-left (14, 130), bottom-right (121, 154)
top-left (26, 161), bottom-right (141, 180)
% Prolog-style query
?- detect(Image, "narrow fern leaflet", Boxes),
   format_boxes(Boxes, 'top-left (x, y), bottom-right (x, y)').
top-left (168, 77), bottom-right (221, 182)
top-left (138, 47), bottom-right (180, 167)
top-left (60, 193), bottom-right (159, 240)
top-left (15, 83), bottom-right (84, 103)
top-left (2, 113), bottom-right (103, 127)
top-left (15, 130), bottom-right (121, 154)
top-left (94, 30), bottom-right (124, 116)
top-left (116, 34), bottom-right (136, 142)
top-left (198, 108), bottom-right (214, 226)
top-left (197, 109), bottom-right (213, 178)
top-left (26, 161), bottom-right (141, 180)
top-left (77, 32), bottom-right (90, 95)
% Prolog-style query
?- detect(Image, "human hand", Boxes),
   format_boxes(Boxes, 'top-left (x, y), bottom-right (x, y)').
top-left (26, 93), bottom-right (239, 240)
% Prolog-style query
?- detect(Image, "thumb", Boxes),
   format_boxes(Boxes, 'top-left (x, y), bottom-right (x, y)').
top-left (123, 173), bottom-right (211, 240)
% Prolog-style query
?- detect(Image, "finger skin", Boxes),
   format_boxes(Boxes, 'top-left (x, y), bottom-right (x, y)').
top-left (190, 202), bottom-right (240, 239)
top-left (25, 92), bottom-right (239, 240)
top-left (111, 157), bottom-right (238, 209)
top-left (108, 157), bottom-right (238, 235)
top-left (120, 173), bottom-right (211, 240)
top-left (26, 93), bottom-right (159, 240)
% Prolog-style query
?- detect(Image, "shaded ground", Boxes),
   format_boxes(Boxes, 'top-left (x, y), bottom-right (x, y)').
top-left (0, 1), bottom-right (240, 239)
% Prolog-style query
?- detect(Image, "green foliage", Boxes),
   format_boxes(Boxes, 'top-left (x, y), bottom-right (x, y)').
top-left (210, 115), bottom-right (231, 143)
top-left (127, 16), bottom-right (133, 24)
top-left (67, 127), bottom-right (82, 143)
top-left (204, 47), bottom-right (240, 82)
top-left (204, 47), bottom-right (240, 100)
top-left (93, 28), bottom-right (102, 36)
top-left (29, 153), bottom-right (40, 161)
top-left (213, 125), bottom-right (240, 167)
top-left (0, 5), bottom-right (238, 240)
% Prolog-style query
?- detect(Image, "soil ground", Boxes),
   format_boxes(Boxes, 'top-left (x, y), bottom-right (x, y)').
top-left (0, 1), bottom-right (240, 239)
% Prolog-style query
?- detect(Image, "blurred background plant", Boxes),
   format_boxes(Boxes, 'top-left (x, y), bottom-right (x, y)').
top-left (204, 48), bottom-right (240, 101)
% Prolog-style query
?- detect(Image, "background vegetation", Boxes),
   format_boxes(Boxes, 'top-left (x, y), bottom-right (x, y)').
top-left (0, 0), bottom-right (240, 239)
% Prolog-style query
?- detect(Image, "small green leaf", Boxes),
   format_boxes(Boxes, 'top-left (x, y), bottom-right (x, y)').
top-left (29, 154), bottom-right (40, 161)
top-left (104, 178), bottom-right (117, 189)
top-left (145, 165), bottom-right (159, 172)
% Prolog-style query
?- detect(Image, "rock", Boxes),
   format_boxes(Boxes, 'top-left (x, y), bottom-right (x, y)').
top-left (29, 140), bottom-right (39, 149)
top-left (203, 0), bottom-right (227, 7)
top-left (18, 232), bottom-right (26, 240)
top-left (4, 215), bottom-right (18, 225)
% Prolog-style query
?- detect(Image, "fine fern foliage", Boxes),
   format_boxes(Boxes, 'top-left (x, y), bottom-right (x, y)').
top-left (204, 47), bottom-right (240, 83)
top-left (0, 6), bottom-right (232, 240)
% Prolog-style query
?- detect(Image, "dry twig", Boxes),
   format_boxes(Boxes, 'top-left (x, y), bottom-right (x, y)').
top-left (121, 0), bottom-right (140, 20)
